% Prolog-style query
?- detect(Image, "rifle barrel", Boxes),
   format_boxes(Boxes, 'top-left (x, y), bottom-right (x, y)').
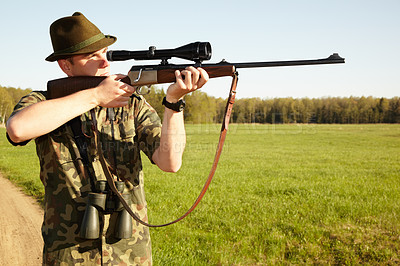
top-left (219, 53), bottom-right (345, 69)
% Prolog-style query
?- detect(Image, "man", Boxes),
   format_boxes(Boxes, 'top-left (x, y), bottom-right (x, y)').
top-left (6, 12), bottom-right (208, 265)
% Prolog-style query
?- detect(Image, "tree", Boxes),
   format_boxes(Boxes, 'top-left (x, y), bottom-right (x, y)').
top-left (143, 85), bottom-right (165, 119)
top-left (0, 86), bottom-right (13, 125)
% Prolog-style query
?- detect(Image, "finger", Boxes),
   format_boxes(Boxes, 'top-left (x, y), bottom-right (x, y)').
top-left (197, 67), bottom-right (209, 81)
top-left (187, 66), bottom-right (200, 87)
top-left (120, 91), bottom-right (132, 97)
top-left (113, 74), bottom-right (128, 80)
top-left (119, 83), bottom-right (135, 95)
top-left (118, 95), bottom-right (131, 106)
top-left (174, 70), bottom-right (183, 81)
top-left (181, 70), bottom-right (192, 90)
top-left (173, 70), bottom-right (186, 90)
top-left (196, 67), bottom-right (209, 88)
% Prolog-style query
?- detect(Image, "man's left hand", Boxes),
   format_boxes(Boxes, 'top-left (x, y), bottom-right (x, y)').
top-left (165, 67), bottom-right (209, 103)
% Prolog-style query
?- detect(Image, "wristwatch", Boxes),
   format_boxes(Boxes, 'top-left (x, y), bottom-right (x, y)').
top-left (162, 97), bottom-right (186, 112)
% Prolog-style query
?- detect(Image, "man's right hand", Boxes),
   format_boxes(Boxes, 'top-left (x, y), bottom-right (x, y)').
top-left (94, 74), bottom-right (136, 108)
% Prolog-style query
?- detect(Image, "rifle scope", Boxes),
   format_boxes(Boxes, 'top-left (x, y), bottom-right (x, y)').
top-left (107, 42), bottom-right (211, 64)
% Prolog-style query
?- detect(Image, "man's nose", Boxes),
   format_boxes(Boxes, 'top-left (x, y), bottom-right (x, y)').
top-left (100, 54), bottom-right (110, 68)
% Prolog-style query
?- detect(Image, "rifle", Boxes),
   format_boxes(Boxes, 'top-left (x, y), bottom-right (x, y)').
top-left (47, 41), bottom-right (344, 99)
top-left (46, 42), bottom-right (345, 228)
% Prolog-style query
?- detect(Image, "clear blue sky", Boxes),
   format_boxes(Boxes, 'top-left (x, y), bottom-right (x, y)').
top-left (1, 0), bottom-right (399, 99)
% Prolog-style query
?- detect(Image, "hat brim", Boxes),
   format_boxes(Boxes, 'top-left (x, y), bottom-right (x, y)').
top-left (45, 35), bottom-right (116, 62)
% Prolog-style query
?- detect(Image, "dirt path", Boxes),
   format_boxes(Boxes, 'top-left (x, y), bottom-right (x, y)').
top-left (0, 174), bottom-right (43, 265)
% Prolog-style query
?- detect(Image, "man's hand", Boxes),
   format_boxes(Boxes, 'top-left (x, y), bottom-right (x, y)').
top-left (165, 67), bottom-right (209, 102)
top-left (94, 74), bottom-right (136, 107)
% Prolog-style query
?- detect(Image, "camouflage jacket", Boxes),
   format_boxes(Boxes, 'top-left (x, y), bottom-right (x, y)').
top-left (8, 91), bottom-right (161, 265)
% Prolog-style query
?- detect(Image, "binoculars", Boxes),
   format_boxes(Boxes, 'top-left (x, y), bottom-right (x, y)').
top-left (80, 180), bottom-right (133, 239)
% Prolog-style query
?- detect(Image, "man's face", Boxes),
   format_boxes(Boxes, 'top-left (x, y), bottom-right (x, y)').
top-left (63, 48), bottom-right (110, 77)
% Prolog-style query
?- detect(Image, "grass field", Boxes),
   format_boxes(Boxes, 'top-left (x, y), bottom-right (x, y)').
top-left (0, 124), bottom-right (399, 265)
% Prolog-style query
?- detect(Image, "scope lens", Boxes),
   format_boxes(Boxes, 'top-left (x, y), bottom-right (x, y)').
top-left (198, 42), bottom-right (212, 61)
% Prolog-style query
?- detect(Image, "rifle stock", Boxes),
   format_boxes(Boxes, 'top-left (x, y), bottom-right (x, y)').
top-left (47, 76), bottom-right (106, 99)
top-left (46, 65), bottom-right (237, 99)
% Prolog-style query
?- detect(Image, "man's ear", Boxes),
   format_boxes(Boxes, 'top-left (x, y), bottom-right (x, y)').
top-left (57, 59), bottom-right (72, 76)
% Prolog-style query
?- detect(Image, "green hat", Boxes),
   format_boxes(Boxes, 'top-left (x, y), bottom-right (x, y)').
top-left (46, 12), bottom-right (116, 62)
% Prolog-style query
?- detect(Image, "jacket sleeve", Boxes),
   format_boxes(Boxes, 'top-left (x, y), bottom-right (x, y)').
top-left (6, 91), bottom-right (46, 146)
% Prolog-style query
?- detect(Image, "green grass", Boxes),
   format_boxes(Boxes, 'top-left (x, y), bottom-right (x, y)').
top-left (0, 128), bottom-right (42, 200)
top-left (1, 124), bottom-right (399, 265)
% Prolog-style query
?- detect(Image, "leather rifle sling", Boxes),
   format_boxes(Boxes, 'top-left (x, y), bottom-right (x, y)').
top-left (91, 72), bottom-right (238, 227)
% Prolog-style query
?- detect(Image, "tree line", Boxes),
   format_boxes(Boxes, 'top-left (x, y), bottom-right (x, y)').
top-left (1, 85), bottom-right (399, 125)
top-left (145, 86), bottom-right (400, 124)
top-left (0, 85), bottom-right (32, 125)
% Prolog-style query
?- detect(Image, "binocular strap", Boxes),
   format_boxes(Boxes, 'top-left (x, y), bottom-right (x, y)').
top-left (91, 71), bottom-right (238, 227)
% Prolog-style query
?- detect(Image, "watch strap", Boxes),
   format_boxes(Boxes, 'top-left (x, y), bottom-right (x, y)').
top-left (162, 97), bottom-right (185, 112)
